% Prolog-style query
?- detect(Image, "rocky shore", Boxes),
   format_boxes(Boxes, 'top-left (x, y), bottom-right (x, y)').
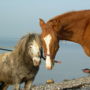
top-left (31, 76), bottom-right (90, 90)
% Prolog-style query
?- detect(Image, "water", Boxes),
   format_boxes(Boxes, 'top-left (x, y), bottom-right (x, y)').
top-left (0, 38), bottom-right (90, 89)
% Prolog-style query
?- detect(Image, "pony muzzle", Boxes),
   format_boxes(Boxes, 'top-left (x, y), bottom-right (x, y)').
top-left (33, 57), bottom-right (40, 67)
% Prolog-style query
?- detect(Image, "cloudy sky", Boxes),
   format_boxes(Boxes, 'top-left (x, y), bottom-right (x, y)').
top-left (0, 0), bottom-right (90, 38)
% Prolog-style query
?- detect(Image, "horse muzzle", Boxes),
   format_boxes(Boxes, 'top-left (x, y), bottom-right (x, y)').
top-left (45, 56), bottom-right (54, 70)
top-left (33, 57), bottom-right (41, 67)
top-left (45, 54), bottom-right (61, 70)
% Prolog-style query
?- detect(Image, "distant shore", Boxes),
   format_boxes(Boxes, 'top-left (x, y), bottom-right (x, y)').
top-left (31, 76), bottom-right (90, 90)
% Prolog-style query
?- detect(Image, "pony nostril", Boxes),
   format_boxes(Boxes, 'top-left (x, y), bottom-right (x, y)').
top-left (33, 58), bottom-right (40, 66)
top-left (34, 61), bottom-right (39, 66)
top-left (34, 60), bottom-right (38, 64)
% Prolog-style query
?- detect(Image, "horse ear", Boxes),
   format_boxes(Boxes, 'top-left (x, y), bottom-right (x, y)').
top-left (39, 18), bottom-right (46, 29)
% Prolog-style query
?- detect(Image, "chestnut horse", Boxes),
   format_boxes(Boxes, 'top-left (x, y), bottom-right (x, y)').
top-left (40, 10), bottom-right (90, 70)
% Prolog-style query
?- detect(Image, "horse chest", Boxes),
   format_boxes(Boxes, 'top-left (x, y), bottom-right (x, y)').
top-left (13, 65), bottom-right (39, 83)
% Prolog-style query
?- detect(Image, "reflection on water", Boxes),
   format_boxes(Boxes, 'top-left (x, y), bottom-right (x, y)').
top-left (0, 38), bottom-right (90, 89)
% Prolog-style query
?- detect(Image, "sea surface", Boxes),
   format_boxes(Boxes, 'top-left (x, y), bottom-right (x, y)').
top-left (0, 37), bottom-right (90, 89)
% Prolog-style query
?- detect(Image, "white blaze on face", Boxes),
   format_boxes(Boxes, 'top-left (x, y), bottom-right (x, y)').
top-left (44, 34), bottom-right (52, 69)
top-left (29, 40), bottom-right (40, 63)
top-left (32, 40), bottom-right (40, 55)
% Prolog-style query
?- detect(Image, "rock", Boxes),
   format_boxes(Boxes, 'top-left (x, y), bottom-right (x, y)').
top-left (46, 79), bottom-right (55, 84)
top-left (31, 76), bottom-right (90, 90)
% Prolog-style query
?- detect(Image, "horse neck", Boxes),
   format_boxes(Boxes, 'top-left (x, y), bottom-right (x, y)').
top-left (48, 11), bottom-right (90, 45)
top-left (52, 17), bottom-right (83, 44)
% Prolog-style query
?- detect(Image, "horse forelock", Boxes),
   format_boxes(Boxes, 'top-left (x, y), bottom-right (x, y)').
top-left (34, 34), bottom-right (41, 47)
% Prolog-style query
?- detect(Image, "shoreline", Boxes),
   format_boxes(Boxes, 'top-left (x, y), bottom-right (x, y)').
top-left (31, 76), bottom-right (90, 90)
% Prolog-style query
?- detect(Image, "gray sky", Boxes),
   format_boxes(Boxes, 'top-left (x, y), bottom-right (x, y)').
top-left (0, 0), bottom-right (90, 38)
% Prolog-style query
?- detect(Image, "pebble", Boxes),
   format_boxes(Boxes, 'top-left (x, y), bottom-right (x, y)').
top-left (46, 80), bottom-right (55, 84)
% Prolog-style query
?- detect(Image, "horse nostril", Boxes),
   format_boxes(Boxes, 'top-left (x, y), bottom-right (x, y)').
top-left (34, 60), bottom-right (38, 64)
top-left (33, 59), bottom-right (40, 66)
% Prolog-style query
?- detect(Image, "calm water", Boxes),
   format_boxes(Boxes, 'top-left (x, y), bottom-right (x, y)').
top-left (0, 38), bottom-right (90, 89)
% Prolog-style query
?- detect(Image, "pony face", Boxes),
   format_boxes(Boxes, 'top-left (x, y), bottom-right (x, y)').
top-left (28, 40), bottom-right (41, 67)
top-left (40, 19), bottom-right (59, 70)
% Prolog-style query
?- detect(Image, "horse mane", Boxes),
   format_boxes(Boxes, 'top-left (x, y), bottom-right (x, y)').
top-left (47, 10), bottom-right (90, 24)
top-left (14, 33), bottom-right (41, 57)
top-left (45, 10), bottom-right (90, 36)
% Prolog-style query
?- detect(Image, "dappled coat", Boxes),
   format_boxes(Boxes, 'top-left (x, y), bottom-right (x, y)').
top-left (0, 33), bottom-right (42, 90)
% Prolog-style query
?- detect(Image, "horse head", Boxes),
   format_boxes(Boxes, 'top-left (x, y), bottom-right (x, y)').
top-left (16, 33), bottom-right (42, 67)
top-left (40, 19), bottom-right (60, 70)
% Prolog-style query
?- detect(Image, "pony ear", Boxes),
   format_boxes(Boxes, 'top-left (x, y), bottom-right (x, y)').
top-left (39, 18), bottom-right (46, 30)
